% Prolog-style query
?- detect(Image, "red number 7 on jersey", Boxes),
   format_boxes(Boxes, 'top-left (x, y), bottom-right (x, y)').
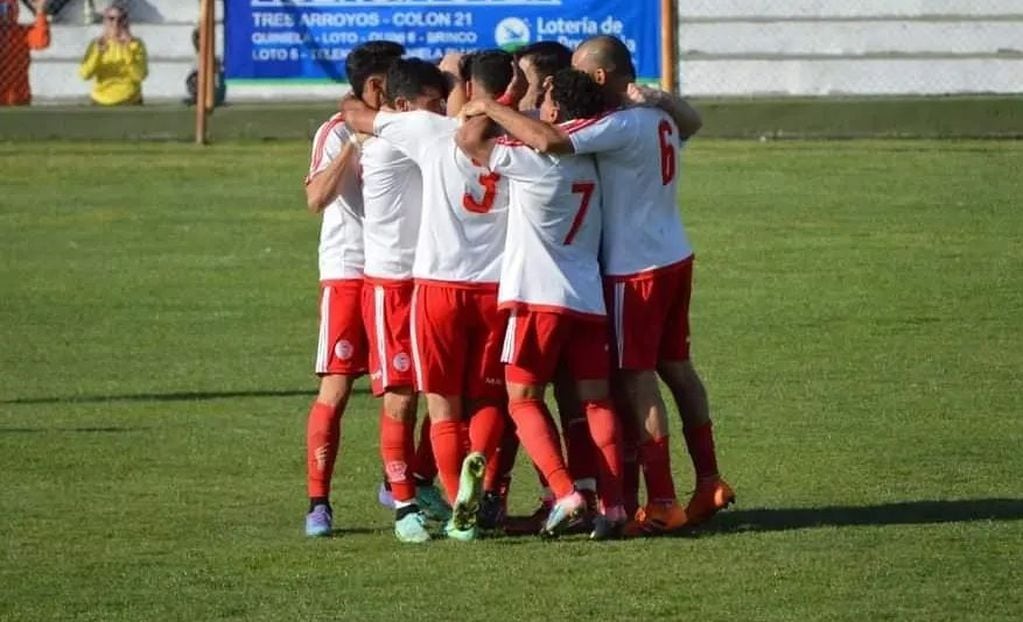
top-left (564, 181), bottom-right (596, 245)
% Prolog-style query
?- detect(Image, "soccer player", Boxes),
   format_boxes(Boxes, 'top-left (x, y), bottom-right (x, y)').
top-left (457, 68), bottom-right (628, 538)
top-left (302, 41), bottom-right (403, 538)
top-left (514, 41), bottom-right (572, 112)
top-left (358, 57), bottom-right (453, 543)
top-left (461, 35), bottom-right (735, 534)
top-left (340, 50), bottom-right (516, 541)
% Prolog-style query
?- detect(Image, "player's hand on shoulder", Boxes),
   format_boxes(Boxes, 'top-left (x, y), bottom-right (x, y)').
top-left (340, 93), bottom-right (367, 115)
top-left (459, 99), bottom-right (490, 119)
top-left (625, 83), bottom-right (660, 107)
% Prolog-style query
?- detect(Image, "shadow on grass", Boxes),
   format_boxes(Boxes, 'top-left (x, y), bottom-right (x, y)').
top-left (693, 498), bottom-right (1023, 535)
top-left (0, 388), bottom-right (336, 405)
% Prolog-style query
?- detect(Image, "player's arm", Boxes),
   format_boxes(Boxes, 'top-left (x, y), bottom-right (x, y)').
top-left (339, 94), bottom-right (379, 136)
top-left (626, 84), bottom-right (702, 139)
top-left (455, 115), bottom-right (498, 165)
top-left (305, 139), bottom-right (358, 213)
top-left (462, 99), bottom-right (573, 154)
top-left (439, 52), bottom-right (467, 117)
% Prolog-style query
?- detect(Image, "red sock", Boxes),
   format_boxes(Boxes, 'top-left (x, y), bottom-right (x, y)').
top-left (639, 436), bottom-right (677, 504)
top-left (379, 412), bottom-right (415, 503)
top-left (684, 421), bottom-right (720, 483)
top-left (619, 414), bottom-right (640, 516)
top-left (562, 414), bottom-right (598, 487)
top-left (413, 416), bottom-right (437, 482)
top-left (468, 403), bottom-right (505, 490)
top-left (495, 424), bottom-right (520, 495)
top-left (430, 419), bottom-right (465, 503)
top-left (306, 402), bottom-right (342, 499)
top-left (582, 400), bottom-right (623, 508)
top-left (508, 398), bottom-right (573, 498)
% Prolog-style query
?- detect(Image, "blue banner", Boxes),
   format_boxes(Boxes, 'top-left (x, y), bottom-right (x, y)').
top-left (224, 0), bottom-right (661, 83)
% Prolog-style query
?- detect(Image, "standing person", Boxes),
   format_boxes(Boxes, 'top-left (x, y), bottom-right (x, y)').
top-left (514, 41), bottom-right (572, 112)
top-left (79, 3), bottom-right (147, 105)
top-left (0, 0), bottom-right (50, 106)
top-left (341, 50), bottom-right (516, 542)
top-left (460, 35), bottom-right (734, 534)
top-left (457, 68), bottom-right (628, 539)
top-left (359, 58), bottom-right (454, 544)
top-left (302, 41), bottom-right (404, 538)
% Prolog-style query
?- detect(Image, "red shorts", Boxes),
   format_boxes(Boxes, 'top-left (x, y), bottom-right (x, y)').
top-left (502, 308), bottom-right (610, 386)
top-left (605, 257), bottom-right (694, 370)
top-left (411, 281), bottom-right (506, 400)
top-left (362, 278), bottom-right (416, 396)
top-left (315, 279), bottom-right (368, 376)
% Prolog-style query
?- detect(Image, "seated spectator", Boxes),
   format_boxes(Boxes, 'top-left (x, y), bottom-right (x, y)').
top-left (0, 0), bottom-right (50, 106)
top-left (185, 26), bottom-right (225, 107)
top-left (79, 3), bottom-right (147, 105)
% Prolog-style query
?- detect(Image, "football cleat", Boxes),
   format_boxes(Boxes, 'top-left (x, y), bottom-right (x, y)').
top-left (590, 504), bottom-right (628, 541)
top-left (305, 504), bottom-right (333, 538)
top-left (444, 518), bottom-right (479, 542)
top-left (394, 509), bottom-right (431, 544)
top-left (477, 491), bottom-right (507, 531)
top-left (451, 452), bottom-right (486, 532)
top-left (623, 501), bottom-right (689, 537)
top-left (541, 491), bottom-right (587, 538)
top-left (416, 483), bottom-right (453, 523)
top-left (685, 478), bottom-right (736, 526)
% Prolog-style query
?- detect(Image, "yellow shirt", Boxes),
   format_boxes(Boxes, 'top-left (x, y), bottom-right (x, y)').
top-left (79, 37), bottom-right (148, 105)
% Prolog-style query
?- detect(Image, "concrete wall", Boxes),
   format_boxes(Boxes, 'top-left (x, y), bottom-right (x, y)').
top-left (21, 0), bottom-right (1023, 101)
top-left (679, 0), bottom-right (1023, 96)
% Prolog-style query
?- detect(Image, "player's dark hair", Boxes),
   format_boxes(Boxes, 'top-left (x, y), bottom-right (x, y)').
top-left (550, 69), bottom-right (605, 121)
top-left (345, 41), bottom-right (405, 98)
top-left (580, 35), bottom-right (636, 81)
top-left (469, 49), bottom-right (514, 97)
top-left (385, 58), bottom-right (450, 104)
top-left (457, 52), bottom-right (477, 83)
top-left (515, 41), bottom-right (572, 79)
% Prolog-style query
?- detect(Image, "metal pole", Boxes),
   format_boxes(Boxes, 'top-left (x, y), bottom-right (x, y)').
top-left (660, 0), bottom-right (678, 94)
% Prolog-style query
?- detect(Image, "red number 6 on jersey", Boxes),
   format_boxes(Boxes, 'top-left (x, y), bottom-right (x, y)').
top-left (463, 171), bottom-right (501, 214)
top-left (658, 120), bottom-right (676, 186)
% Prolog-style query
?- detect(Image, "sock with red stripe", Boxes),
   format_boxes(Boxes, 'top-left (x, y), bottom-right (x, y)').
top-left (684, 421), bottom-right (720, 484)
top-left (307, 401), bottom-right (342, 503)
top-left (379, 411), bottom-right (415, 503)
top-left (508, 398), bottom-right (574, 498)
top-left (639, 436), bottom-right (677, 505)
top-left (582, 400), bottom-right (624, 509)
top-left (429, 419), bottom-right (465, 503)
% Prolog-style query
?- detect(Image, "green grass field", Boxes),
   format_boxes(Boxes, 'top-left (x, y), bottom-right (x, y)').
top-left (1, 139), bottom-right (1022, 621)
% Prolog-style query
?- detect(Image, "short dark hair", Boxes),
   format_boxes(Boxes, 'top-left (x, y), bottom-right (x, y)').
top-left (345, 41), bottom-right (405, 98)
top-left (515, 41), bottom-right (572, 80)
top-left (469, 49), bottom-right (514, 97)
top-left (385, 58), bottom-right (450, 104)
top-left (550, 69), bottom-right (605, 121)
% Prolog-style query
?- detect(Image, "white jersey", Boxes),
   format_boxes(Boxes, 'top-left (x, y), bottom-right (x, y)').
top-left (374, 110), bottom-right (508, 285)
top-left (568, 107), bottom-right (692, 277)
top-left (359, 134), bottom-right (422, 281)
top-left (307, 113), bottom-right (364, 281)
top-left (489, 136), bottom-right (605, 317)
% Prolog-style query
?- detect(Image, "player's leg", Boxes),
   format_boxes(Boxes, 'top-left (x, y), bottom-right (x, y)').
top-left (657, 260), bottom-right (734, 524)
top-left (566, 317), bottom-right (628, 539)
top-left (609, 276), bottom-right (687, 535)
top-left (503, 310), bottom-right (585, 537)
top-left (553, 369), bottom-right (599, 514)
top-left (365, 280), bottom-right (434, 543)
top-left (306, 279), bottom-right (368, 537)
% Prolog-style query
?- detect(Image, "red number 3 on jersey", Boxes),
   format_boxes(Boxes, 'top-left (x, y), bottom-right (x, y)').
top-left (658, 120), bottom-right (676, 186)
top-left (463, 171), bottom-right (501, 214)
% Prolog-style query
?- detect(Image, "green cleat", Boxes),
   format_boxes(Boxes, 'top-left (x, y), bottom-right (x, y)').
top-left (451, 452), bottom-right (486, 534)
top-left (444, 518), bottom-right (478, 542)
top-left (416, 483), bottom-right (453, 523)
top-left (394, 508), bottom-right (431, 544)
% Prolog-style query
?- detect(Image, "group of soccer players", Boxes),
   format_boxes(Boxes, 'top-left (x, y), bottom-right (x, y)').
top-left (302, 35), bottom-right (734, 543)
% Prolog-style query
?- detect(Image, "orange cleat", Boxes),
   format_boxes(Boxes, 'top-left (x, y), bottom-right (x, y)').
top-left (685, 477), bottom-right (735, 525)
top-left (623, 501), bottom-right (689, 537)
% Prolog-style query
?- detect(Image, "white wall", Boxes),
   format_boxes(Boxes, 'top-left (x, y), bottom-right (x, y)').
top-left (22, 0), bottom-right (1023, 101)
top-left (678, 0), bottom-right (1023, 96)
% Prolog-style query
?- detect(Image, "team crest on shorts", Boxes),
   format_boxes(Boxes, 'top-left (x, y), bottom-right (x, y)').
top-left (334, 339), bottom-right (354, 360)
top-left (392, 353), bottom-right (411, 372)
